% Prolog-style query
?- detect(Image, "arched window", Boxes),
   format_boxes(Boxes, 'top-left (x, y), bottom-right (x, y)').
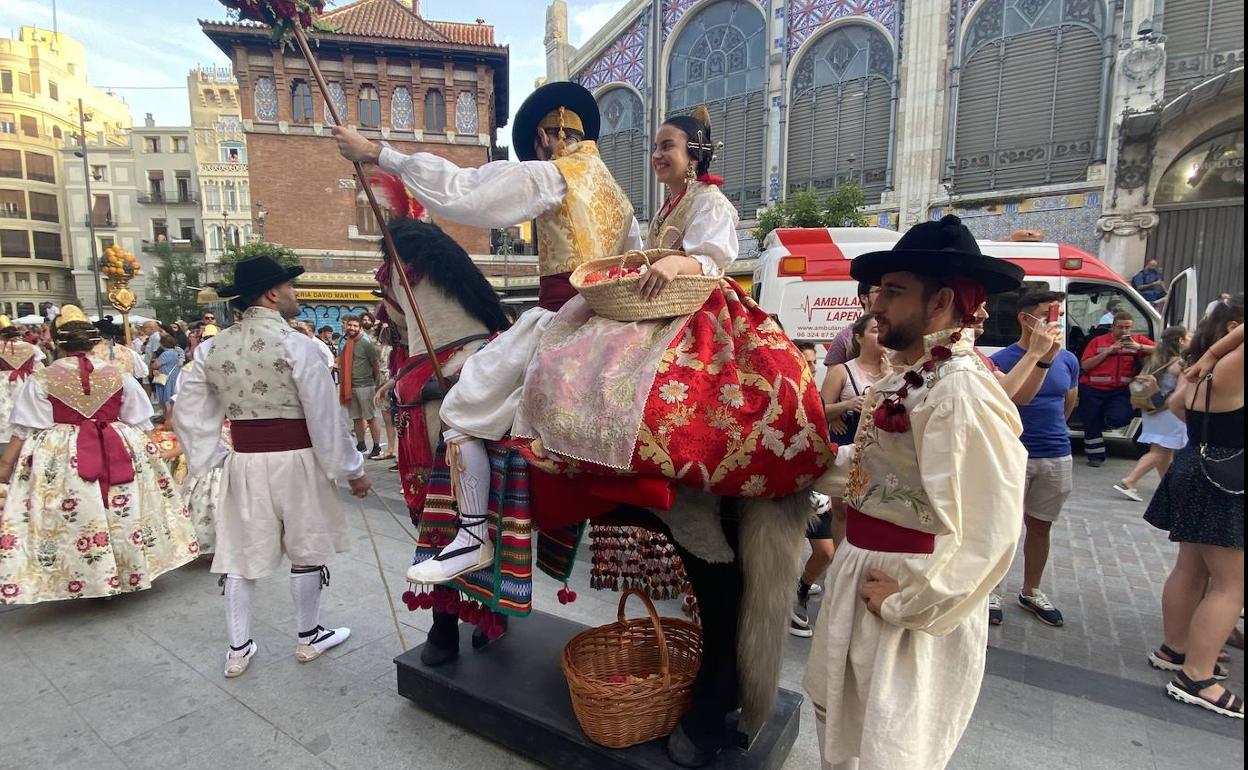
top-left (666, 0), bottom-right (768, 214)
top-left (253, 76), bottom-right (277, 122)
top-left (209, 225), bottom-right (223, 251)
top-left (224, 181), bottom-right (238, 211)
top-left (359, 84), bottom-right (381, 128)
top-left (323, 81), bottom-right (347, 126)
top-left (240, 180), bottom-right (251, 209)
top-left (1160, 0), bottom-right (1242, 99)
top-left (291, 79), bottom-right (314, 123)
top-left (226, 225), bottom-right (241, 247)
top-left (786, 23), bottom-right (894, 202)
top-left (953, 0), bottom-right (1108, 193)
top-left (205, 181), bottom-right (220, 209)
top-left (596, 87), bottom-right (647, 215)
top-left (424, 89), bottom-right (446, 132)
top-left (391, 86), bottom-right (414, 130)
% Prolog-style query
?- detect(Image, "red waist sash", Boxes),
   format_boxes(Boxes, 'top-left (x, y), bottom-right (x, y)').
top-left (539, 273), bottom-right (576, 312)
top-left (230, 418), bottom-right (313, 453)
top-left (50, 393), bottom-right (134, 506)
top-left (2, 356), bottom-right (34, 382)
top-left (846, 507), bottom-right (935, 554)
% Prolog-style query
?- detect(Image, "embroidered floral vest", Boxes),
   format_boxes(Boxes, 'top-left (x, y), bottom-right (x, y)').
top-left (202, 307), bottom-right (305, 420)
top-left (91, 341), bottom-right (137, 377)
top-left (0, 340), bottom-right (38, 373)
top-left (536, 141), bottom-right (634, 276)
top-left (37, 358), bottom-right (124, 419)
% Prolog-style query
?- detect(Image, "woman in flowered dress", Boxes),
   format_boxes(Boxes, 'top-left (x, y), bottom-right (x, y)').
top-left (0, 306), bottom-right (197, 604)
top-left (1, 317), bottom-right (47, 444)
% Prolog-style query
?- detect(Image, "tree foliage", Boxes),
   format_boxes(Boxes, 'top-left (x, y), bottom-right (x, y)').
top-left (145, 242), bottom-right (203, 323)
top-left (751, 181), bottom-right (870, 247)
top-left (217, 241), bottom-right (301, 285)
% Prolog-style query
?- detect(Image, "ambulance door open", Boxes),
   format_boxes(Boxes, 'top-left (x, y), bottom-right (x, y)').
top-left (1164, 267), bottom-right (1199, 331)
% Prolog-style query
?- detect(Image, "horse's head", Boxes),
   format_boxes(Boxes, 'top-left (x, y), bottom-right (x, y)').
top-left (376, 219), bottom-right (511, 357)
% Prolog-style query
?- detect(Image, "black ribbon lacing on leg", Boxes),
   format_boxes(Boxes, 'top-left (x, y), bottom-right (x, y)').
top-left (290, 564), bottom-right (331, 588)
top-left (433, 512), bottom-right (489, 563)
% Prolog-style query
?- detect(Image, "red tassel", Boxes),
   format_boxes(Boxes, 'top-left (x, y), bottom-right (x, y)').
top-left (697, 173), bottom-right (724, 187)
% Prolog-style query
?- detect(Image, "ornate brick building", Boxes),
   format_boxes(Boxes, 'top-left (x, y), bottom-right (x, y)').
top-left (200, 0), bottom-right (509, 315)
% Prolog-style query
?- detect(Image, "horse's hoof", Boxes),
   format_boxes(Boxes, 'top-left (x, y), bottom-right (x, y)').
top-left (419, 641), bottom-right (459, 667)
top-left (666, 723), bottom-right (718, 768)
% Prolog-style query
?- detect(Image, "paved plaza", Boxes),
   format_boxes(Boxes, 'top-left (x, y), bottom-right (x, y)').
top-left (0, 454), bottom-right (1242, 770)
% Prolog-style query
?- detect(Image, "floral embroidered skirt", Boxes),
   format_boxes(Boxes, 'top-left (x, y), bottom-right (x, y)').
top-left (0, 423), bottom-right (199, 604)
top-left (521, 281), bottom-right (834, 499)
top-left (0, 376), bottom-right (24, 443)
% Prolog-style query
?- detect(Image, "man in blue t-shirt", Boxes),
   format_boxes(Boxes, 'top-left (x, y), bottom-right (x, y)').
top-left (989, 291), bottom-right (1081, 628)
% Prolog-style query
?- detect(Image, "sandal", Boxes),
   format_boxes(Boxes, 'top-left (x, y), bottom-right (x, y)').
top-left (375, 451), bottom-right (396, 461)
top-left (1166, 670), bottom-right (1245, 719)
top-left (1147, 644), bottom-right (1229, 680)
top-left (223, 640), bottom-right (257, 678)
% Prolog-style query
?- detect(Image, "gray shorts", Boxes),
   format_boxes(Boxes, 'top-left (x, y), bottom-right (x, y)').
top-left (346, 384), bottom-right (377, 420)
top-left (1023, 455), bottom-right (1073, 523)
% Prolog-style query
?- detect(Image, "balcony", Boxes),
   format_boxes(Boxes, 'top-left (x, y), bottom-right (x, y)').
top-left (141, 236), bottom-right (203, 254)
top-left (27, 172), bottom-right (55, 183)
top-left (137, 191), bottom-right (200, 205)
top-left (87, 216), bottom-right (117, 228)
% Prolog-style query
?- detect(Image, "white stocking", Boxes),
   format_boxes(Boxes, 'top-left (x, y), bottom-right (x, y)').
top-left (442, 429), bottom-right (491, 550)
top-left (290, 565), bottom-right (327, 638)
top-left (224, 575), bottom-right (256, 655)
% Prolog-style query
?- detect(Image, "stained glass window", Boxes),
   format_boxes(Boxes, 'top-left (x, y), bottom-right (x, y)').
top-left (323, 81), bottom-right (347, 126)
top-left (455, 91), bottom-right (479, 135)
top-left (391, 87), bottom-right (414, 130)
top-left (253, 76), bottom-right (277, 122)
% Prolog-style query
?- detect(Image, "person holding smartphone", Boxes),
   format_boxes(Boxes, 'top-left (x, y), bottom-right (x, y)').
top-left (1079, 311), bottom-right (1155, 466)
top-left (988, 292), bottom-right (1081, 627)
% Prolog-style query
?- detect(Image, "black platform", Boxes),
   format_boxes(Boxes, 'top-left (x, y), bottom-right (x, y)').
top-left (395, 610), bottom-right (801, 770)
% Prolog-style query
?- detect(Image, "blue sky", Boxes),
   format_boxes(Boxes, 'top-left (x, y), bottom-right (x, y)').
top-left (0, 0), bottom-right (629, 147)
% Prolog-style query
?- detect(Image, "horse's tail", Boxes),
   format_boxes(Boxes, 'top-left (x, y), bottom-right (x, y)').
top-left (736, 491), bottom-right (817, 734)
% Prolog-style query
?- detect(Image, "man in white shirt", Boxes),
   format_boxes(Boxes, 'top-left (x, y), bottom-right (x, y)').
top-left (806, 216), bottom-right (1027, 769)
top-left (174, 255), bottom-right (371, 679)
top-left (334, 81), bottom-right (640, 584)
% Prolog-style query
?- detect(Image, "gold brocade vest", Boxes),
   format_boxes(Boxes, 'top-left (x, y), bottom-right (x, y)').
top-left (536, 141), bottom-right (634, 276)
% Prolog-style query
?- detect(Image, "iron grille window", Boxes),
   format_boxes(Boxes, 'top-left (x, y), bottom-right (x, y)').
top-left (786, 24), bottom-right (895, 202)
top-left (952, 0), bottom-right (1108, 193)
top-left (666, 0), bottom-right (768, 216)
top-left (595, 87), bottom-right (647, 215)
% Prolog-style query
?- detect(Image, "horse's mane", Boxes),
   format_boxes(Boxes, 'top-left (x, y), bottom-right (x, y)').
top-left (383, 219), bottom-right (511, 334)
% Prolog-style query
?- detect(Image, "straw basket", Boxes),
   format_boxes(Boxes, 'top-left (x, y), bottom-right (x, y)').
top-left (561, 589), bottom-right (703, 749)
top-left (570, 248), bottom-right (720, 323)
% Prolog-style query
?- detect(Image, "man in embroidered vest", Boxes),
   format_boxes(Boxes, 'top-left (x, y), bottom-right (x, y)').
top-left (334, 81), bottom-right (640, 583)
top-left (174, 256), bottom-right (372, 679)
top-left (804, 216), bottom-right (1029, 769)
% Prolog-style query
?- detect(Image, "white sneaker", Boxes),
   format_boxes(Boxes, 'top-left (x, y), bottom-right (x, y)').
top-left (296, 626), bottom-right (350, 662)
top-left (1113, 483), bottom-right (1144, 503)
top-left (988, 593), bottom-right (1004, 625)
top-left (807, 582), bottom-right (824, 597)
top-left (406, 534), bottom-right (494, 585)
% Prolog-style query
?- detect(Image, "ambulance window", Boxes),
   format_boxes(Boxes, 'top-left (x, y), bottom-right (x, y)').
top-left (1064, 282), bottom-right (1154, 359)
top-left (976, 281), bottom-right (1049, 349)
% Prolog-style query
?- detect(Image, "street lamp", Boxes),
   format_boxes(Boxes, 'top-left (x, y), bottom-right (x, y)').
top-left (75, 98), bottom-right (104, 319)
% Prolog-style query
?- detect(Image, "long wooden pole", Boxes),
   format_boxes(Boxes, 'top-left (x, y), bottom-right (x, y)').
top-left (292, 24), bottom-right (448, 390)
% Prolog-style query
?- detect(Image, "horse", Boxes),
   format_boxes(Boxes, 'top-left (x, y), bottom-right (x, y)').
top-left (378, 218), bottom-right (813, 765)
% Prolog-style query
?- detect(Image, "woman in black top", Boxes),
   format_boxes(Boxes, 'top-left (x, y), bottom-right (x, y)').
top-left (1145, 297), bottom-right (1244, 719)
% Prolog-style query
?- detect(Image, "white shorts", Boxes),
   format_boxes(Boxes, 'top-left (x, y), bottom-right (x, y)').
top-left (1023, 455), bottom-right (1073, 523)
top-left (210, 447), bottom-right (349, 578)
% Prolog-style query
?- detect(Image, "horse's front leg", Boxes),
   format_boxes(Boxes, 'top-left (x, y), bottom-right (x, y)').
top-left (664, 504), bottom-right (742, 768)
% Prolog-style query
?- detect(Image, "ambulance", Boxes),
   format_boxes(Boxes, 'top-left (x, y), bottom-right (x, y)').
top-left (752, 227), bottom-right (1199, 446)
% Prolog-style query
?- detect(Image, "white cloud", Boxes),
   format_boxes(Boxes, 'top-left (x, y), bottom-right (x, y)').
top-left (570, 0), bottom-right (630, 46)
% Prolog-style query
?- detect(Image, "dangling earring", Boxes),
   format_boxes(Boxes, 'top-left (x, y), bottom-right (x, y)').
top-left (684, 162), bottom-right (696, 184)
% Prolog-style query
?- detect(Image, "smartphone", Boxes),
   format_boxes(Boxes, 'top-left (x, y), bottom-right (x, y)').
top-left (1046, 304), bottom-right (1061, 323)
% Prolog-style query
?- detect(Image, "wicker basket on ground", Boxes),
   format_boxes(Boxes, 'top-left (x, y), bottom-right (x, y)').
top-left (570, 248), bottom-right (720, 322)
top-left (561, 589), bottom-right (703, 749)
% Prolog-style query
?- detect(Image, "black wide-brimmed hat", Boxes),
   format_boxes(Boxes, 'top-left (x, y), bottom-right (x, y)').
top-left (851, 214), bottom-right (1024, 294)
top-left (216, 255), bottom-right (304, 299)
top-left (513, 81), bottom-right (600, 161)
top-left (94, 315), bottom-right (122, 339)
